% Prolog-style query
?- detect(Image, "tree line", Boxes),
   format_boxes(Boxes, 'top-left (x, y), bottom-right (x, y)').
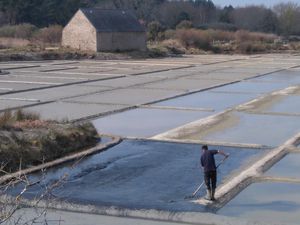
top-left (0, 0), bottom-right (300, 36)
top-left (0, 0), bottom-right (97, 26)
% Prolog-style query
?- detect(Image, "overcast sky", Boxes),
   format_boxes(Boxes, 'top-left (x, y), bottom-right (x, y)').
top-left (212, 0), bottom-right (300, 7)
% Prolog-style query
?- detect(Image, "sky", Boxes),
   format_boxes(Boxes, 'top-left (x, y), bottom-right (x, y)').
top-left (212, 0), bottom-right (300, 7)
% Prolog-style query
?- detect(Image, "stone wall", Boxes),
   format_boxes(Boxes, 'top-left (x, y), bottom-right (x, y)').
top-left (97, 32), bottom-right (146, 52)
top-left (62, 10), bottom-right (97, 51)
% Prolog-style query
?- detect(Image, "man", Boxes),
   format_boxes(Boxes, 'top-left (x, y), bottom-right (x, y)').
top-left (200, 145), bottom-right (229, 201)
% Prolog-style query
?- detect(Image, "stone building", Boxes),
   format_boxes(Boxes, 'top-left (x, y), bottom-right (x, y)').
top-left (62, 8), bottom-right (146, 52)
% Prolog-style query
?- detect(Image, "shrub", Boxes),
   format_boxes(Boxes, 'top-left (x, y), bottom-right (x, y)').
top-left (235, 30), bottom-right (253, 42)
top-left (176, 20), bottom-right (193, 30)
top-left (235, 30), bottom-right (277, 43)
top-left (147, 44), bottom-right (168, 57)
top-left (289, 42), bottom-right (300, 50)
top-left (147, 21), bottom-right (165, 41)
top-left (197, 23), bottom-right (238, 31)
top-left (0, 37), bottom-right (30, 49)
top-left (0, 23), bottom-right (37, 39)
top-left (237, 41), bottom-right (269, 54)
top-left (205, 29), bottom-right (235, 42)
top-left (176, 29), bottom-right (211, 50)
top-left (15, 109), bottom-right (40, 121)
top-left (161, 39), bottom-right (186, 54)
top-left (175, 29), bottom-right (236, 51)
top-left (32, 25), bottom-right (63, 45)
top-left (0, 111), bottom-right (14, 128)
top-left (0, 109), bottom-right (40, 129)
top-left (164, 29), bottom-right (176, 39)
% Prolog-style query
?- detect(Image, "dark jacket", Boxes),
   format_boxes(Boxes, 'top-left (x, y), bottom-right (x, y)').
top-left (201, 150), bottom-right (218, 172)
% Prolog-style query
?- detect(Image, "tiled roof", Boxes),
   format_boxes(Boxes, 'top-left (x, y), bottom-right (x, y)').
top-left (80, 8), bottom-right (145, 32)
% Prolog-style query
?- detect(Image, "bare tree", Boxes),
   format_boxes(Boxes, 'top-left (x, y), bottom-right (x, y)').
top-left (0, 160), bottom-right (67, 225)
top-left (154, 0), bottom-right (217, 28)
top-left (232, 5), bottom-right (278, 33)
top-left (274, 2), bottom-right (300, 36)
top-left (96, 0), bottom-right (166, 22)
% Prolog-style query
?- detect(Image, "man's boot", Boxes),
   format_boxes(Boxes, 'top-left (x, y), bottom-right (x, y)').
top-left (205, 189), bottom-right (211, 200)
top-left (210, 189), bottom-right (216, 201)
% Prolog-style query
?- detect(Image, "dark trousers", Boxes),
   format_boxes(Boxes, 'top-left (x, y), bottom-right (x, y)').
top-left (204, 170), bottom-right (217, 190)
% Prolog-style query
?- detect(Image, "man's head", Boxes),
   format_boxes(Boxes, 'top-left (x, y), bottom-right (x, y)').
top-left (202, 145), bottom-right (208, 151)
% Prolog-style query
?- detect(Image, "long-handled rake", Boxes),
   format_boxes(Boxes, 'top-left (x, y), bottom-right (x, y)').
top-left (184, 155), bottom-right (229, 200)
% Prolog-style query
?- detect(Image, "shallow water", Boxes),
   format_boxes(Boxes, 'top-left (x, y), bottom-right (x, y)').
top-left (202, 112), bottom-right (300, 147)
top-left (211, 81), bottom-right (289, 94)
top-left (154, 91), bottom-right (258, 112)
top-left (266, 96), bottom-right (300, 114)
top-left (8, 140), bottom-right (267, 212)
top-left (218, 182), bottom-right (300, 224)
top-left (93, 108), bottom-right (212, 138)
top-left (250, 70), bottom-right (300, 85)
top-left (266, 153), bottom-right (300, 179)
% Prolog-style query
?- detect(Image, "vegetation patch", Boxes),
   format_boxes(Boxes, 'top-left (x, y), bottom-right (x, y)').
top-left (0, 110), bottom-right (99, 174)
top-left (0, 1), bottom-right (300, 58)
top-left (148, 27), bottom-right (300, 55)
